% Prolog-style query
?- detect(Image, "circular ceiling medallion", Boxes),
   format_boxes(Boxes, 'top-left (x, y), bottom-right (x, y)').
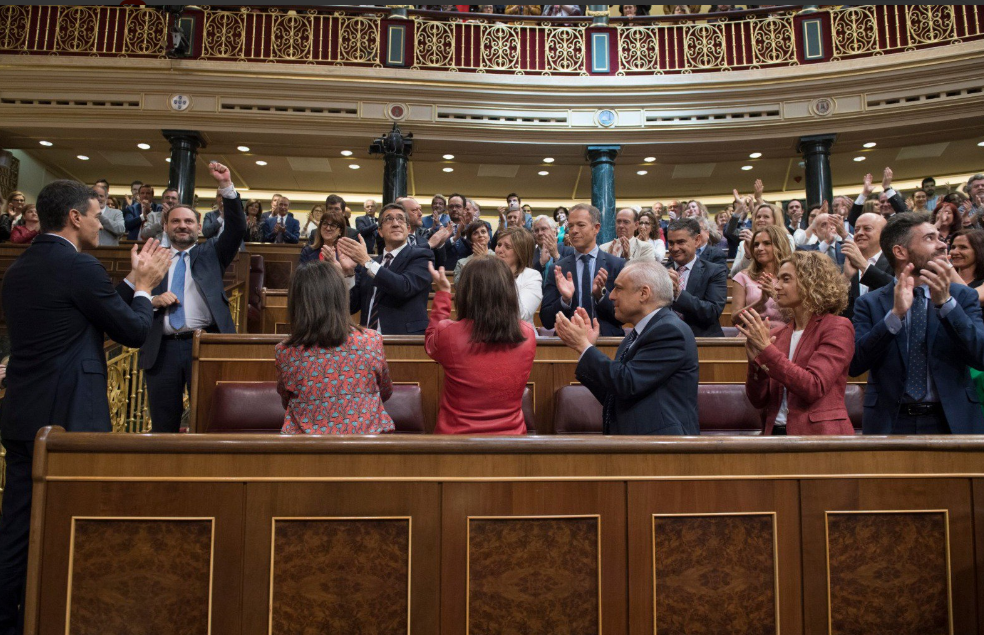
top-left (169, 94), bottom-right (191, 112)
top-left (809, 97), bottom-right (835, 117)
top-left (386, 103), bottom-right (408, 121)
top-left (595, 109), bottom-right (617, 128)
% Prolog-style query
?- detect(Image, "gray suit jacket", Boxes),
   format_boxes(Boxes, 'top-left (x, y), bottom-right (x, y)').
top-left (98, 207), bottom-right (126, 246)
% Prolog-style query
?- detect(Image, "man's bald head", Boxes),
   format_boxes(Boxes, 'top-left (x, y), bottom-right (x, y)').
top-left (853, 212), bottom-right (886, 256)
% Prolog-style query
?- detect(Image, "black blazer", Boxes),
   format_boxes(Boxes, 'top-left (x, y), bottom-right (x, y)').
top-left (350, 244), bottom-right (434, 335)
top-left (843, 252), bottom-right (893, 320)
top-left (577, 307), bottom-right (700, 435)
top-left (670, 258), bottom-right (728, 337)
top-left (699, 244), bottom-right (727, 266)
top-left (122, 195), bottom-right (247, 370)
top-left (541, 248), bottom-right (625, 336)
top-left (0, 236), bottom-right (154, 441)
top-left (532, 244), bottom-right (576, 277)
top-left (848, 191), bottom-right (906, 227)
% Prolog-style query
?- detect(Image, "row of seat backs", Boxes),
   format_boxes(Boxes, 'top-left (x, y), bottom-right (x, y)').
top-left (206, 382), bottom-right (863, 435)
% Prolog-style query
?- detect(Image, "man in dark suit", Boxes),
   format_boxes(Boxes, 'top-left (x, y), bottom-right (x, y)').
top-left (337, 202), bottom-right (434, 335)
top-left (850, 212), bottom-right (984, 434)
top-left (326, 194), bottom-right (360, 241)
top-left (555, 261), bottom-right (700, 435)
top-left (847, 167), bottom-right (907, 227)
top-left (123, 183), bottom-right (162, 240)
top-left (0, 180), bottom-right (170, 633)
top-left (355, 198), bottom-right (378, 234)
top-left (262, 195), bottom-right (300, 243)
top-left (666, 218), bottom-right (728, 337)
top-left (123, 162), bottom-right (247, 433)
top-left (796, 212), bottom-right (846, 267)
top-left (541, 203), bottom-right (626, 337)
top-left (531, 216), bottom-right (575, 284)
top-left (841, 213), bottom-right (892, 319)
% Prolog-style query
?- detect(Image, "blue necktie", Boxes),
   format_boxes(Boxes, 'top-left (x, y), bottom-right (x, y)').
top-left (170, 252), bottom-right (186, 331)
top-left (579, 253), bottom-right (594, 318)
top-left (904, 287), bottom-right (928, 401)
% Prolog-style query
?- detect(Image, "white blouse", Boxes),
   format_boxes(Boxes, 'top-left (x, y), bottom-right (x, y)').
top-left (515, 267), bottom-right (543, 325)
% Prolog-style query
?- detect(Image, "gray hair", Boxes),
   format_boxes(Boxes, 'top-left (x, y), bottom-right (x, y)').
top-left (466, 198), bottom-right (482, 214)
top-left (570, 203), bottom-right (601, 225)
top-left (532, 214), bottom-right (557, 230)
top-left (623, 261), bottom-right (674, 307)
top-left (966, 173), bottom-right (984, 193)
top-left (696, 215), bottom-right (722, 244)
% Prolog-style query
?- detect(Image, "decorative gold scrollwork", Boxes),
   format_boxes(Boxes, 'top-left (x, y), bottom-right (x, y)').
top-left (906, 5), bottom-right (955, 45)
top-left (202, 9), bottom-right (245, 59)
top-left (685, 23), bottom-right (725, 69)
top-left (480, 24), bottom-right (520, 70)
top-left (831, 5), bottom-right (877, 58)
top-left (56, 6), bottom-right (99, 53)
top-left (546, 27), bottom-right (584, 73)
top-left (123, 8), bottom-right (168, 57)
top-left (618, 26), bottom-right (660, 72)
top-left (751, 16), bottom-right (795, 65)
top-left (415, 20), bottom-right (454, 67)
top-left (0, 5), bottom-right (29, 51)
top-left (272, 12), bottom-right (313, 60)
top-left (338, 16), bottom-right (378, 62)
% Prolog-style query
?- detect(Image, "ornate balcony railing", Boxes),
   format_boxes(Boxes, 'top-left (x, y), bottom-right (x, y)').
top-left (0, 5), bottom-right (981, 75)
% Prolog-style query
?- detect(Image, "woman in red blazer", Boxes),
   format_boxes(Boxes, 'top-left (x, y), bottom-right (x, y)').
top-left (737, 250), bottom-right (855, 435)
top-left (425, 257), bottom-right (536, 434)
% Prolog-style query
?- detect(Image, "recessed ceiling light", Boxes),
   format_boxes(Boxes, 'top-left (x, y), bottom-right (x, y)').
top-left (749, 152), bottom-right (762, 159)
top-left (978, 141), bottom-right (984, 147)
top-left (442, 167), bottom-right (454, 173)
top-left (137, 143), bottom-right (151, 150)
top-left (538, 170), bottom-right (549, 176)
top-left (443, 154), bottom-right (455, 160)
top-left (349, 164), bottom-right (361, 170)
top-left (165, 158), bottom-right (171, 163)
top-left (741, 165), bottom-right (753, 171)
top-left (340, 150), bottom-right (353, 157)
top-left (644, 156), bottom-right (656, 162)
top-left (255, 160), bottom-right (267, 166)
top-left (853, 156), bottom-right (866, 162)
top-left (863, 142), bottom-right (877, 148)
top-left (38, 140), bottom-right (52, 147)
top-left (77, 155), bottom-right (89, 161)
top-left (543, 157), bottom-right (555, 163)
top-left (637, 170), bottom-right (648, 176)
top-left (237, 145), bottom-right (250, 152)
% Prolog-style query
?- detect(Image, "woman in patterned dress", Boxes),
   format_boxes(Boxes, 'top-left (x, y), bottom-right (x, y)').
top-left (276, 260), bottom-right (394, 434)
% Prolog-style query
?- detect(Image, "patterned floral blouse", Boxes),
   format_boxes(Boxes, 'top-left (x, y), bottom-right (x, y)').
top-left (275, 328), bottom-right (395, 434)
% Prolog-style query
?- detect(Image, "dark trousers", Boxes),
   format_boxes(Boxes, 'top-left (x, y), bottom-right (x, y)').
top-left (0, 440), bottom-right (34, 635)
top-left (892, 411), bottom-right (950, 434)
top-left (144, 338), bottom-right (193, 433)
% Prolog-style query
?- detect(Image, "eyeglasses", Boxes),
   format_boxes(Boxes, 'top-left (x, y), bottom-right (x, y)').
top-left (380, 216), bottom-right (407, 226)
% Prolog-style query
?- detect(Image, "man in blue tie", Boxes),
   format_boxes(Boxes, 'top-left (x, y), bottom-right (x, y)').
top-left (851, 212), bottom-right (984, 434)
top-left (540, 203), bottom-right (625, 337)
top-left (554, 261), bottom-right (700, 435)
top-left (122, 161), bottom-right (248, 432)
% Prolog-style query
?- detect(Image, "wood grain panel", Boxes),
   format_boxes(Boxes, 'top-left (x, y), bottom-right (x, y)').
top-left (68, 518), bottom-right (212, 635)
top-left (975, 480), bottom-right (984, 635)
top-left (801, 479), bottom-right (974, 635)
top-left (441, 481), bottom-right (626, 635)
top-left (627, 480), bottom-right (800, 635)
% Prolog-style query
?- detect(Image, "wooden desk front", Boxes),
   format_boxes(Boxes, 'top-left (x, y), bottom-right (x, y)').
top-left (25, 429), bottom-right (984, 635)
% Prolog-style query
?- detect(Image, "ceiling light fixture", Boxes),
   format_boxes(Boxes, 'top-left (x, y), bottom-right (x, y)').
top-left (443, 154), bottom-right (454, 160)
top-left (39, 140), bottom-right (53, 147)
top-left (741, 165), bottom-right (753, 171)
top-left (237, 145), bottom-right (250, 152)
top-left (165, 158), bottom-right (171, 163)
top-left (77, 155), bottom-right (89, 161)
top-left (644, 156), bottom-right (656, 162)
top-left (255, 160), bottom-right (267, 166)
top-left (137, 143), bottom-right (151, 150)
top-left (538, 171), bottom-right (549, 176)
top-left (340, 150), bottom-right (353, 157)
top-left (863, 142), bottom-right (877, 148)
top-left (978, 141), bottom-right (984, 147)
top-left (749, 152), bottom-right (762, 159)
top-left (543, 157), bottom-right (555, 163)
top-left (853, 156), bottom-right (866, 162)
top-left (349, 164), bottom-right (361, 170)
top-left (442, 167), bottom-right (454, 173)
top-left (637, 170), bottom-right (648, 176)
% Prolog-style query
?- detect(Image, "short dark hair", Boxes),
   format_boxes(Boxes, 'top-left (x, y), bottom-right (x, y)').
top-left (499, 227), bottom-right (534, 272)
top-left (464, 220), bottom-right (488, 241)
top-left (285, 261), bottom-right (356, 348)
top-left (914, 188), bottom-right (927, 196)
top-left (880, 211), bottom-right (931, 269)
top-left (922, 177), bottom-right (936, 186)
top-left (378, 202), bottom-right (407, 225)
top-left (807, 202), bottom-right (824, 214)
top-left (951, 229), bottom-right (984, 281)
top-left (138, 183), bottom-right (154, 192)
top-left (130, 180), bottom-right (143, 188)
top-left (95, 178), bottom-right (109, 188)
top-left (36, 180), bottom-right (98, 234)
top-left (455, 257), bottom-right (526, 345)
top-left (569, 203), bottom-right (601, 225)
top-left (506, 192), bottom-right (521, 203)
top-left (325, 194), bottom-right (346, 210)
top-left (162, 187), bottom-right (179, 198)
top-left (666, 218), bottom-right (700, 238)
top-left (311, 209), bottom-right (348, 250)
top-left (447, 193), bottom-right (466, 206)
top-left (163, 206), bottom-right (201, 224)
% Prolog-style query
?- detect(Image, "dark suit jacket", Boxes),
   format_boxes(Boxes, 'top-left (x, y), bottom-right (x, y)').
top-left (0, 236), bottom-right (154, 440)
top-left (576, 307), bottom-right (700, 435)
top-left (844, 253), bottom-right (893, 320)
top-left (262, 213), bottom-right (300, 243)
top-left (124, 201), bottom-right (162, 240)
top-left (201, 210), bottom-right (222, 239)
top-left (850, 282), bottom-right (984, 434)
top-left (671, 258), bottom-right (727, 337)
top-left (698, 244), bottom-right (727, 266)
top-left (355, 215), bottom-right (377, 234)
top-left (540, 249), bottom-right (625, 336)
top-left (532, 244), bottom-right (576, 278)
top-left (123, 195), bottom-right (247, 370)
top-left (797, 241), bottom-right (846, 266)
top-left (350, 245), bottom-right (434, 335)
top-left (848, 191), bottom-right (906, 227)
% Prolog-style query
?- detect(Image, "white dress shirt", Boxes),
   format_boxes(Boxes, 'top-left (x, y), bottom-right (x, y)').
top-left (676, 254), bottom-right (698, 296)
top-left (515, 267), bottom-right (543, 325)
top-left (560, 245), bottom-right (601, 310)
top-left (163, 245), bottom-right (212, 335)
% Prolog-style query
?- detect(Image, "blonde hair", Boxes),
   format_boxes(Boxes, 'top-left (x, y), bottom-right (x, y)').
top-left (754, 203), bottom-right (789, 235)
top-left (779, 251), bottom-right (849, 317)
top-left (747, 225), bottom-right (793, 281)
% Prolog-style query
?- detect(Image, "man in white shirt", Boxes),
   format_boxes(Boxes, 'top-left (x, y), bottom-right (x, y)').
top-left (600, 208), bottom-right (657, 262)
top-left (94, 184), bottom-right (125, 246)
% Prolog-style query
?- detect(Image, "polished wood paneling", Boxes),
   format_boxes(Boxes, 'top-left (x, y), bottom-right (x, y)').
top-left (800, 479), bottom-right (975, 635)
top-left (245, 243), bottom-right (305, 289)
top-left (441, 482), bottom-right (627, 635)
top-left (69, 519), bottom-right (212, 635)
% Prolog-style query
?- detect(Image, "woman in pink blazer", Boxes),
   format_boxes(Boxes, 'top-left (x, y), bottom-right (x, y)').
top-left (737, 251), bottom-right (855, 435)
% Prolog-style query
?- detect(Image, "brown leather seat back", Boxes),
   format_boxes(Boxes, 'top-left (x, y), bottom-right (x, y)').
top-left (845, 384), bottom-right (864, 433)
top-left (697, 384), bottom-right (763, 435)
top-left (205, 382), bottom-right (425, 434)
top-left (553, 385), bottom-right (603, 434)
top-left (247, 255), bottom-right (265, 333)
top-left (522, 386), bottom-right (535, 434)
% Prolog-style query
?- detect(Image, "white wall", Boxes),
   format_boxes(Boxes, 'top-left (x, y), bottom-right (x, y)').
top-left (8, 150), bottom-right (69, 201)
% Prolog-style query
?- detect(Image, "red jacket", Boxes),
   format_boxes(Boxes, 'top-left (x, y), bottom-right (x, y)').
top-left (745, 313), bottom-right (855, 435)
top-left (425, 290), bottom-right (536, 434)
top-left (9, 225), bottom-right (38, 244)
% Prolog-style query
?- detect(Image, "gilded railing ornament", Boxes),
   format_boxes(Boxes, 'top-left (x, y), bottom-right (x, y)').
top-left (415, 20), bottom-right (454, 68)
top-left (338, 16), bottom-right (380, 64)
top-left (480, 24), bottom-right (520, 71)
top-left (685, 23), bottom-right (726, 70)
top-left (907, 5), bottom-right (955, 46)
top-left (751, 16), bottom-right (795, 66)
top-left (831, 5), bottom-right (877, 59)
top-left (546, 27), bottom-right (585, 73)
top-left (272, 11), bottom-right (313, 60)
top-left (0, 5), bottom-right (28, 51)
top-left (56, 6), bottom-right (99, 53)
top-left (202, 9), bottom-right (246, 59)
top-left (618, 27), bottom-right (660, 74)
top-left (123, 8), bottom-right (168, 57)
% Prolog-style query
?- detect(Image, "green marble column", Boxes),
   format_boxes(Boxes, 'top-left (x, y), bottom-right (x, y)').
top-left (586, 145), bottom-right (620, 244)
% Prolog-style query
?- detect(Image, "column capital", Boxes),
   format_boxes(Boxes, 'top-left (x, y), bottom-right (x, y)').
top-left (585, 145), bottom-right (621, 164)
top-left (162, 129), bottom-right (207, 149)
top-left (796, 133), bottom-right (836, 154)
